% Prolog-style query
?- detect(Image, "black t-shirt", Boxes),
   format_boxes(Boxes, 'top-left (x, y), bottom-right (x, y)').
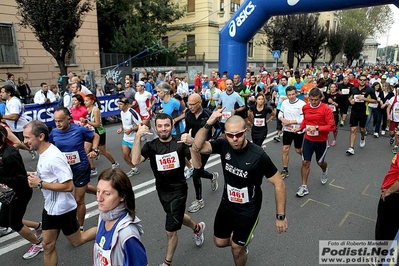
top-left (185, 109), bottom-right (221, 140)
top-left (349, 86), bottom-right (377, 113)
top-left (141, 136), bottom-right (190, 192)
top-left (233, 82), bottom-right (246, 93)
top-left (210, 139), bottom-right (278, 215)
top-left (323, 92), bottom-right (341, 114)
top-left (249, 105), bottom-right (273, 137)
top-left (337, 82), bottom-right (353, 98)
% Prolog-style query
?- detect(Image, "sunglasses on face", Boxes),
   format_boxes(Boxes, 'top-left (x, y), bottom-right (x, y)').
top-left (225, 129), bottom-right (246, 139)
top-left (359, 79), bottom-right (367, 81)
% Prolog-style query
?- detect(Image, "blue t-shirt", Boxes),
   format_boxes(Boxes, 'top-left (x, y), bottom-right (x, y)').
top-left (219, 91), bottom-right (244, 123)
top-left (95, 213), bottom-right (148, 266)
top-left (0, 103), bottom-right (5, 115)
top-left (293, 81), bottom-right (305, 101)
top-left (162, 98), bottom-right (185, 136)
top-left (276, 84), bottom-right (289, 110)
top-left (49, 123), bottom-right (93, 171)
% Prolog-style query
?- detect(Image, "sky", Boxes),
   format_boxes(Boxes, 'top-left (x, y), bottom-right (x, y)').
top-left (377, 5), bottom-right (399, 48)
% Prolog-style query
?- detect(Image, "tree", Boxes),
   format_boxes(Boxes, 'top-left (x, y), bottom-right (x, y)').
top-left (97, 0), bottom-right (193, 66)
top-left (326, 32), bottom-right (344, 65)
top-left (342, 30), bottom-right (365, 67)
top-left (15, 0), bottom-right (92, 78)
top-left (263, 16), bottom-right (288, 53)
top-left (307, 23), bottom-right (328, 67)
top-left (337, 6), bottom-right (394, 39)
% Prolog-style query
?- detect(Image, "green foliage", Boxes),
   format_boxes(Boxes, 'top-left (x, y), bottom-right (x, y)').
top-left (326, 32), bottom-right (344, 65)
top-left (15, 0), bottom-right (92, 75)
top-left (97, 0), bottom-right (193, 66)
top-left (337, 6), bottom-right (394, 39)
top-left (342, 30), bottom-right (365, 67)
top-left (263, 16), bottom-right (287, 53)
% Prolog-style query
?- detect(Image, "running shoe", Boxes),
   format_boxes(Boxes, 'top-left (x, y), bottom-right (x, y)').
top-left (90, 169), bottom-right (98, 176)
top-left (188, 200), bottom-right (205, 213)
top-left (360, 137), bottom-right (366, 148)
top-left (194, 222), bottom-right (205, 246)
top-left (273, 136), bottom-right (281, 142)
top-left (365, 131), bottom-right (368, 135)
top-left (339, 120), bottom-right (344, 127)
top-left (185, 167), bottom-right (194, 179)
top-left (373, 132), bottom-right (379, 138)
top-left (390, 137), bottom-right (395, 145)
top-left (211, 172), bottom-right (219, 191)
top-left (346, 147), bottom-right (355, 155)
top-left (380, 130), bottom-right (386, 136)
top-left (296, 186), bottom-right (309, 197)
top-left (23, 243), bottom-right (43, 259)
top-left (29, 150), bottom-right (37, 160)
top-left (331, 140), bottom-right (336, 147)
top-left (321, 168), bottom-right (328, 185)
top-left (34, 223), bottom-right (42, 241)
top-left (127, 168), bottom-right (140, 177)
top-left (0, 227), bottom-right (12, 237)
top-left (281, 170), bottom-right (289, 180)
top-left (261, 144), bottom-right (267, 151)
top-left (111, 162), bottom-right (120, 169)
top-left (392, 146), bottom-right (399, 154)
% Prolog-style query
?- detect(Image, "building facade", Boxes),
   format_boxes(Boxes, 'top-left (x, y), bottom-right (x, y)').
top-left (0, 0), bottom-right (100, 88)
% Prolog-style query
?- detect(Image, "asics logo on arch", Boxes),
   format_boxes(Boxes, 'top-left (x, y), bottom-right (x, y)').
top-left (229, 1), bottom-right (256, 38)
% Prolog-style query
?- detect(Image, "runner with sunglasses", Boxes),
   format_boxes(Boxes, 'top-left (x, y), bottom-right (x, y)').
top-left (190, 108), bottom-right (287, 266)
top-left (345, 74), bottom-right (377, 155)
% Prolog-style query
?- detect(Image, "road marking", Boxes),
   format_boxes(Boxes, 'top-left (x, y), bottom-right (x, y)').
top-left (339, 211), bottom-right (376, 227)
top-left (0, 130), bottom-right (279, 255)
top-left (329, 179), bottom-right (345, 190)
top-left (361, 184), bottom-right (379, 199)
top-left (300, 198), bottom-right (330, 208)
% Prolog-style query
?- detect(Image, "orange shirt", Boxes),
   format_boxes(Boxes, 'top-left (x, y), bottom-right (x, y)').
top-left (218, 80), bottom-right (226, 91)
top-left (301, 83), bottom-right (314, 104)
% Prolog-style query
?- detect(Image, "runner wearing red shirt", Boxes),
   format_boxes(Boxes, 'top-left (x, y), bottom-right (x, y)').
top-left (194, 71), bottom-right (202, 94)
top-left (294, 88), bottom-right (336, 197)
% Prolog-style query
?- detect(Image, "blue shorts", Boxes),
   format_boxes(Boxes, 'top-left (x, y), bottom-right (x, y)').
top-left (72, 166), bottom-right (91, 187)
top-left (122, 139), bottom-right (133, 149)
top-left (302, 138), bottom-right (328, 163)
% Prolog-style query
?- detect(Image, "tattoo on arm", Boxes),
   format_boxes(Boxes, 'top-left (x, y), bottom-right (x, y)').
top-left (192, 142), bottom-right (200, 153)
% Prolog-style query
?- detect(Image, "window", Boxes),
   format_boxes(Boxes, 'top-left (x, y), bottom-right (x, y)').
top-left (162, 36), bottom-right (169, 48)
top-left (187, 35), bottom-right (195, 56)
top-left (230, 0), bottom-right (240, 12)
top-left (248, 41), bottom-right (253, 58)
top-left (0, 23), bottom-right (19, 66)
top-left (220, 0), bottom-right (224, 11)
top-left (65, 40), bottom-right (77, 66)
top-left (187, 0), bottom-right (195, 13)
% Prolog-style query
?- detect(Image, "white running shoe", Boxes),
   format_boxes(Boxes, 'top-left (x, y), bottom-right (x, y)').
top-left (296, 186), bottom-right (309, 197)
top-left (211, 172), bottom-right (219, 191)
top-left (373, 132), bottom-right (379, 138)
top-left (321, 168), bottom-right (328, 185)
top-left (90, 169), bottom-right (98, 176)
top-left (127, 168), bottom-right (140, 177)
top-left (29, 150), bottom-right (37, 160)
top-left (0, 227), bottom-right (12, 237)
top-left (185, 167), bottom-right (194, 179)
top-left (188, 199), bottom-right (205, 213)
top-left (346, 147), bottom-right (355, 155)
top-left (360, 137), bottom-right (366, 148)
top-left (23, 243), bottom-right (43, 259)
top-left (194, 222), bottom-right (205, 246)
top-left (111, 162), bottom-right (120, 169)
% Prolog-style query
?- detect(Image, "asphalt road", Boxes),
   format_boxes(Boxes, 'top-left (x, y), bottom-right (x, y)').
top-left (0, 119), bottom-right (394, 266)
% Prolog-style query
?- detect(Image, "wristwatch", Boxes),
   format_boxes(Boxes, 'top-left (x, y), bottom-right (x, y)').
top-left (315, 126), bottom-right (319, 130)
top-left (93, 148), bottom-right (100, 154)
top-left (37, 180), bottom-right (43, 189)
top-left (276, 214), bottom-right (286, 220)
top-left (203, 123), bottom-right (212, 130)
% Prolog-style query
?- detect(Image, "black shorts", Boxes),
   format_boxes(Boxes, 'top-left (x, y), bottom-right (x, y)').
top-left (237, 106), bottom-right (248, 119)
top-left (349, 111), bottom-right (367, 128)
top-left (214, 202), bottom-right (259, 246)
top-left (158, 190), bottom-right (187, 232)
top-left (0, 189), bottom-right (32, 232)
top-left (276, 110), bottom-right (282, 131)
top-left (302, 138), bottom-right (328, 162)
top-left (339, 96), bottom-right (350, 114)
top-left (98, 132), bottom-right (106, 146)
top-left (42, 208), bottom-right (79, 236)
top-left (13, 131), bottom-right (24, 142)
top-left (72, 166), bottom-right (91, 187)
top-left (282, 131), bottom-right (304, 149)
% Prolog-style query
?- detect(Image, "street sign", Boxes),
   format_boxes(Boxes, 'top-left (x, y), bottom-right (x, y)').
top-left (272, 50), bottom-right (281, 59)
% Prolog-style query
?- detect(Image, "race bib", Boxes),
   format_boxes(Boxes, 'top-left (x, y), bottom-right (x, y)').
top-left (155, 151), bottom-right (180, 171)
top-left (62, 151), bottom-right (81, 165)
top-left (320, 87), bottom-right (327, 92)
top-left (222, 112), bottom-right (232, 120)
top-left (395, 108), bottom-right (399, 114)
top-left (306, 125), bottom-right (319, 136)
top-left (354, 94), bottom-right (364, 103)
top-left (227, 184), bottom-right (249, 204)
top-left (284, 124), bottom-right (300, 132)
top-left (329, 104), bottom-right (336, 112)
top-left (341, 89), bottom-right (349, 95)
top-left (254, 118), bottom-right (265, 127)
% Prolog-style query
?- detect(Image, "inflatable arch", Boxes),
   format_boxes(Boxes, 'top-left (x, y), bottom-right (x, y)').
top-left (219, 0), bottom-right (399, 76)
